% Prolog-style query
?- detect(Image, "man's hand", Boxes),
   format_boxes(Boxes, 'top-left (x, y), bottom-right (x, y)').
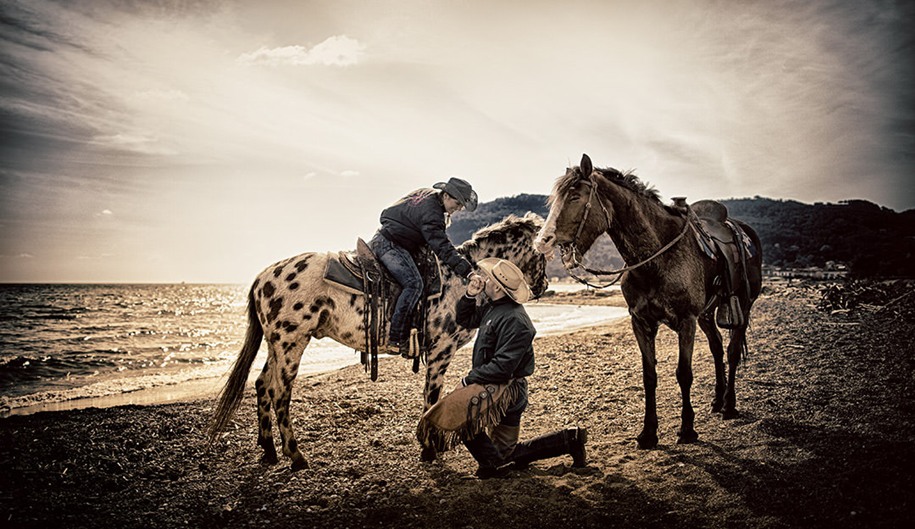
top-left (466, 273), bottom-right (485, 297)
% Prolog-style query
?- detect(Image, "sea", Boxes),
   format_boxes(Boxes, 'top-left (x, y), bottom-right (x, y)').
top-left (0, 283), bottom-right (625, 416)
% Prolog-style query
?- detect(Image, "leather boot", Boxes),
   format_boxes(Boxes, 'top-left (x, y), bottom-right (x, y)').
top-left (566, 427), bottom-right (588, 467)
top-left (491, 425), bottom-right (520, 458)
top-left (463, 432), bottom-right (509, 479)
top-left (510, 427), bottom-right (588, 469)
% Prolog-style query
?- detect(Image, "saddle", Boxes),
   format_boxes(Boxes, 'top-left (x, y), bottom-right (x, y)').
top-left (688, 200), bottom-right (757, 329)
top-left (323, 239), bottom-right (443, 379)
top-left (325, 240), bottom-right (443, 300)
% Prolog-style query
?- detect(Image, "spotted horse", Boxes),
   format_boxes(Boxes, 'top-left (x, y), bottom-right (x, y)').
top-left (209, 213), bottom-right (549, 470)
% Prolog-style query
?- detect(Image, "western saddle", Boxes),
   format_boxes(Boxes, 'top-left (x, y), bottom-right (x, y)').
top-left (675, 198), bottom-right (755, 329)
top-left (323, 239), bottom-right (442, 379)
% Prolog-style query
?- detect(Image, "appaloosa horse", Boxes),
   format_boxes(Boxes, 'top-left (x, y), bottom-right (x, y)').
top-left (535, 154), bottom-right (762, 448)
top-left (210, 213), bottom-right (548, 469)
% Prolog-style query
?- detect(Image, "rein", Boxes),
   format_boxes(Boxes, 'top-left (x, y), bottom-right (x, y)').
top-left (561, 176), bottom-right (692, 289)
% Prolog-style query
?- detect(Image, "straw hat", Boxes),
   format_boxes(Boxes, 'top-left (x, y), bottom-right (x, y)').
top-left (477, 258), bottom-right (531, 304)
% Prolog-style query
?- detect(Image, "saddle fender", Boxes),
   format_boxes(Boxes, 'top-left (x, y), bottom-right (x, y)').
top-left (689, 200), bottom-right (757, 328)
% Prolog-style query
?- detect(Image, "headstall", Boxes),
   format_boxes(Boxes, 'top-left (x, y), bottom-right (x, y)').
top-left (559, 175), bottom-right (691, 289)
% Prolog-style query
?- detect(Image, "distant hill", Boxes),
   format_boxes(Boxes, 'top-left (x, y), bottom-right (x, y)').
top-left (448, 195), bottom-right (915, 279)
top-left (722, 197), bottom-right (914, 278)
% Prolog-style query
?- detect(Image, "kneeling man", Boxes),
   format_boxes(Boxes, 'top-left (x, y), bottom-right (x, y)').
top-left (456, 258), bottom-right (587, 478)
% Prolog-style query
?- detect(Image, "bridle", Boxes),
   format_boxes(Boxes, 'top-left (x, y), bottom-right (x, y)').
top-left (558, 175), bottom-right (692, 289)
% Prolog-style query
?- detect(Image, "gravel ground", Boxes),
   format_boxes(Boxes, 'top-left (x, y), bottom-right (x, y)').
top-left (1, 282), bottom-right (913, 528)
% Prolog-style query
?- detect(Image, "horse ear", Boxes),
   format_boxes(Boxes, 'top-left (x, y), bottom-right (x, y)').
top-left (580, 154), bottom-right (593, 177)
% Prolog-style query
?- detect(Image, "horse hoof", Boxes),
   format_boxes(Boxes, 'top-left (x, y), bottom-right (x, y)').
top-left (722, 408), bottom-right (740, 420)
top-left (260, 453), bottom-right (279, 465)
top-left (637, 431), bottom-right (659, 449)
top-left (290, 458), bottom-right (309, 472)
top-left (420, 446), bottom-right (437, 463)
top-left (711, 400), bottom-right (724, 413)
top-left (677, 429), bottom-right (699, 444)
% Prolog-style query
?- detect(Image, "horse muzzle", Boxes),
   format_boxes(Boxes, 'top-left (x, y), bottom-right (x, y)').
top-left (533, 234), bottom-right (556, 260)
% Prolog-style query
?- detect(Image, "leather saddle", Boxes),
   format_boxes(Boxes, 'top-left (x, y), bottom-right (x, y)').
top-left (322, 238), bottom-right (443, 379)
top-left (324, 239), bottom-right (443, 301)
top-left (688, 200), bottom-right (757, 329)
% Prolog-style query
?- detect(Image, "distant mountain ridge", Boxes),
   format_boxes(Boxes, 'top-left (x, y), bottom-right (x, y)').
top-left (447, 194), bottom-right (915, 279)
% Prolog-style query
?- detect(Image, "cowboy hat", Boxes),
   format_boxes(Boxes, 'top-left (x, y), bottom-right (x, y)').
top-left (433, 177), bottom-right (478, 212)
top-left (477, 257), bottom-right (532, 304)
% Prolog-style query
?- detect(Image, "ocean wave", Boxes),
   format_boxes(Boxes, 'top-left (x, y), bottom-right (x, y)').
top-left (1, 284), bottom-right (626, 416)
top-left (0, 363), bottom-right (232, 414)
top-left (0, 354), bottom-right (119, 392)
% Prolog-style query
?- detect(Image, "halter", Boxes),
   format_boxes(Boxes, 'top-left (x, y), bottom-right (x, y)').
top-left (559, 174), bottom-right (692, 289)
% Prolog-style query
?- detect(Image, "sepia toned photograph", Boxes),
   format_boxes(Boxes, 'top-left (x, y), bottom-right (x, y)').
top-left (1, 1), bottom-right (913, 528)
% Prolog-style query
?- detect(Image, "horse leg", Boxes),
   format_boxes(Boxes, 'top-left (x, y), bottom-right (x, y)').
top-left (698, 315), bottom-right (727, 413)
top-left (632, 315), bottom-right (660, 449)
top-left (270, 337), bottom-right (311, 471)
top-left (675, 317), bottom-right (699, 444)
top-left (723, 326), bottom-right (746, 419)
top-left (255, 356), bottom-right (279, 465)
top-left (419, 343), bottom-right (457, 463)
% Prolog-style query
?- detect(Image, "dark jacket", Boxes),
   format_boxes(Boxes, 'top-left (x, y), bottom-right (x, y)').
top-left (379, 189), bottom-right (473, 277)
top-left (456, 295), bottom-right (535, 385)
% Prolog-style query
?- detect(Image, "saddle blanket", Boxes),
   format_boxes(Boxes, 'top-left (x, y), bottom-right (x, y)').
top-left (324, 256), bottom-right (365, 295)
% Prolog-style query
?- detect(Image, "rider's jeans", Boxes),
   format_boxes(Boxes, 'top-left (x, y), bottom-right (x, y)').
top-left (370, 232), bottom-right (424, 343)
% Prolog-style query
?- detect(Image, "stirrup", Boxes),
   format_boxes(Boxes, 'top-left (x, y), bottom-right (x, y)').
top-left (716, 295), bottom-right (745, 329)
top-left (400, 329), bottom-right (420, 359)
top-left (384, 340), bottom-right (405, 356)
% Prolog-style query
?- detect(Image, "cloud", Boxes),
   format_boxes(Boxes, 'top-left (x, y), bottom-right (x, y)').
top-left (90, 134), bottom-right (177, 156)
top-left (237, 35), bottom-right (365, 66)
top-left (0, 2), bottom-right (95, 54)
top-left (94, 209), bottom-right (113, 217)
top-left (340, 170), bottom-right (360, 177)
top-left (132, 89), bottom-right (190, 102)
top-left (76, 253), bottom-right (113, 261)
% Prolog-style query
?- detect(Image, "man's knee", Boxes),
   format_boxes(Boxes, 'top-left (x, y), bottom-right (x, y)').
top-left (491, 425), bottom-right (520, 458)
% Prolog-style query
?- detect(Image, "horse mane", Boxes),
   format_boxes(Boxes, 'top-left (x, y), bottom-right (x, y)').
top-left (550, 165), bottom-right (663, 206)
top-left (459, 212), bottom-right (544, 250)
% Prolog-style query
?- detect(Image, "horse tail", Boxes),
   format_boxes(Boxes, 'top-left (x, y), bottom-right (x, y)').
top-left (731, 219), bottom-right (761, 365)
top-left (208, 284), bottom-right (263, 445)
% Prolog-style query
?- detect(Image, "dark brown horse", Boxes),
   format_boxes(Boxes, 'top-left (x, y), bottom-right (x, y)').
top-left (535, 154), bottom-right (762, 448)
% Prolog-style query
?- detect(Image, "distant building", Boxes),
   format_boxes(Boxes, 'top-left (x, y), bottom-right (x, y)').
top-left (764, 264), bottom-right (847, 280)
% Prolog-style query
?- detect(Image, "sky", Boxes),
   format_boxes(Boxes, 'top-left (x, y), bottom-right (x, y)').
top-left (1, 0), bottom-right (913, 283)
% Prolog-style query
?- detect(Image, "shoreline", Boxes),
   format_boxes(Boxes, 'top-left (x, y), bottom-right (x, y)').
top-left (3, 295), bottom-right (630, 417)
